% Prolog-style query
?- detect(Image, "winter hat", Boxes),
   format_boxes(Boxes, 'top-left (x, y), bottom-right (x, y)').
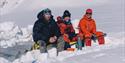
top-left (37, 8), bottom-right (52, 19)
top-left (86, 9), bottom-right (92, 13)
top-left (57, 16), bottom-right (63, 24)
top-left (42, 8), bottom-right (51, 15)
top-left (57, 16), bottom-right (62, 21)
top-left (62, 10), bottom-right (71, 18)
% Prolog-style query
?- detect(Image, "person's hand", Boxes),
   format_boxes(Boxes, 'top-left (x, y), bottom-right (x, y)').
top-left (49, 36), bottom-right (57, 43)
top-left (63, 34), bottom-right (70, 43)
top-left (53, 36), bottom-right (57, 40)
top-left (49, 37), bottom-right (55, 43)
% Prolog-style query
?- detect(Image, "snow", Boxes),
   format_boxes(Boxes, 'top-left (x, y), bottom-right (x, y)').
top-left (0, 21), bottom-right (124, 63)
top-left (0, 57), bottom-right (10, 63)
top-left (10, 40), bottom-right (125, 63)
top-left (13, 50), bottom-right (49, 63)
top-left (0, 45), bottom-right (125, 63)
top-left (0, 22), bottom-right (33, 48)
top-left (71, 19), bottom-right (80, 33)
top-left (0, 0), bottom-right (124, 63)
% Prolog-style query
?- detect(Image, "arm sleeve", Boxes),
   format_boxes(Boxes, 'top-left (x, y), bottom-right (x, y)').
top-left (53, 20), bottom-right (61, 38)
top-left (92, 20), bottom-right (96, 34)
top-left (33, 22), bottom-right (48, 42)
top-left (70, 24), bottom-right (75, 33)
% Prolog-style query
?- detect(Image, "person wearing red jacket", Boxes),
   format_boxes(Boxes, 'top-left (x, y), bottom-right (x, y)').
top-left (57, 10), bottom-right (77, 50)
top-left (57, 16), bottom-right (66, 35)
top-left (78, 9), bottom-right (105, 46)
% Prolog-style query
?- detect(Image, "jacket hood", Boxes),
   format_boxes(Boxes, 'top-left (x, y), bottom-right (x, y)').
top-left (37, 10), bottom-right (53, 19)
top-left (37, 10), bottom-right (44, 20)
top-left (37, 10), bottom-right (54, 24)
top-left (62, 10), bottom-right (71, 18)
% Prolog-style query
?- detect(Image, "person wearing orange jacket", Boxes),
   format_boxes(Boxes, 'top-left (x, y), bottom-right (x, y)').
top-left (78, 9), bottom-right (105, 46)
top-left (57, 10), bottom-right (77, 50)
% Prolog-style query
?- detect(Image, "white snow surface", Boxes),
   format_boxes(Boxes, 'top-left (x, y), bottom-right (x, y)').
top-left (0, 20), bottom-right (124, 63)
top-left (0, 22), bottom-right (33, 48)
top-left (0, 0), bottom-right (124, 63)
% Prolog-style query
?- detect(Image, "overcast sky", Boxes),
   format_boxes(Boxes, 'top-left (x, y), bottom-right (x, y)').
top-left (0, 0), bottom-right (124, 29)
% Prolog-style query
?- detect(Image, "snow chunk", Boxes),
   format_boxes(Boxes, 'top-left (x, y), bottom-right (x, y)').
top-left (0, 57), bottom-right (11, 63)
top-left (13, 50), bottom-right (49, 63)
top-left (0, 22), bottom-right (33, 48)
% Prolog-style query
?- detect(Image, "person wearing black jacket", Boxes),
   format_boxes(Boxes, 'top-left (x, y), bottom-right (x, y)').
top-left (33, 8), bottom-right (65, 53)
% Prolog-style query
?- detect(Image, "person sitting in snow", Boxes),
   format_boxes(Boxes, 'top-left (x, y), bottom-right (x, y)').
top-left (56, 16), bottom-right (65, 35)
top-left (57, 10), bottom-right (77, 50)
top-left (78, 9), bottom-right (106, 47)
top-left (33, 8), bottom-right (65, 53)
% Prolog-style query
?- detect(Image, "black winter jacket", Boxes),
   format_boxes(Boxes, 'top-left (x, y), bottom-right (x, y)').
top-left (33, 11), bottom-right (61, 42)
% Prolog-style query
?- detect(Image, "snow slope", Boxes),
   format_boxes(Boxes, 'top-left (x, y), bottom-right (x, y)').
top-left (0, 37), bottom-right (124, 63)
top-left (0, 20), bottom-right (124, 63)
top-left (10, 34), bottom-right (124, 63)
top-left (0, 0), bottom-right (124, 63)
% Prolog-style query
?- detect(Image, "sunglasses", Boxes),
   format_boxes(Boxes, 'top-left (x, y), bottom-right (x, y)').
top-left (86, 13), bottom-right (92, 15)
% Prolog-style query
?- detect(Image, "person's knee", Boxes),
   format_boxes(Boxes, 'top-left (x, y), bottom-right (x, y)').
top-left (37, 40), bottom-right (46, 47)
top-left (47, 44), bottom-right (56, 50)
top-left (57, 36), bottom-right (64, 42)
top-left (85, 33), bottom-right (92, 38)
top-left (37, 40), bottom-right (47, 53)
top-left (95, 31), bottom-right (103, 37)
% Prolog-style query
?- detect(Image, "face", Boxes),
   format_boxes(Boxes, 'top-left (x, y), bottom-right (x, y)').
top-left (86, 13), bottom-right (92, 19)
top-left (44, 13), bottom-right (51, 21)
top-left (64, 17), bottom-right (70, 22)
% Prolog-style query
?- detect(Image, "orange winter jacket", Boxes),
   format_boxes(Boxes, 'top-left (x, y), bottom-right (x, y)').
top-left (79, 15), bottom-right (96, 38)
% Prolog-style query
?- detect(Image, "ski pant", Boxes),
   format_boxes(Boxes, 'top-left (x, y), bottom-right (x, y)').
top-left (37, 36), bottom-right (65, 53)
top-left (63, 33), bottom-right (77, 50)
top-left (64, 42), bottom-right (71, 50)
top-left (85, 32), bottom-right (105, 46)
top-left (79, 31), bottom-right (105, 46)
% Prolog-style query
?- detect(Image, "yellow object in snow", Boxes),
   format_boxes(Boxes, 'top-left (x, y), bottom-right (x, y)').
top-left (31, 42), bottom-right (40, 50)
top-left (69, 41), bottom-right (76, 45)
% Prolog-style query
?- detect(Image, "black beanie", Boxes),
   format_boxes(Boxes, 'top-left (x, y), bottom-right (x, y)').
top-left (62, 10), bottom-right (71, 18)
